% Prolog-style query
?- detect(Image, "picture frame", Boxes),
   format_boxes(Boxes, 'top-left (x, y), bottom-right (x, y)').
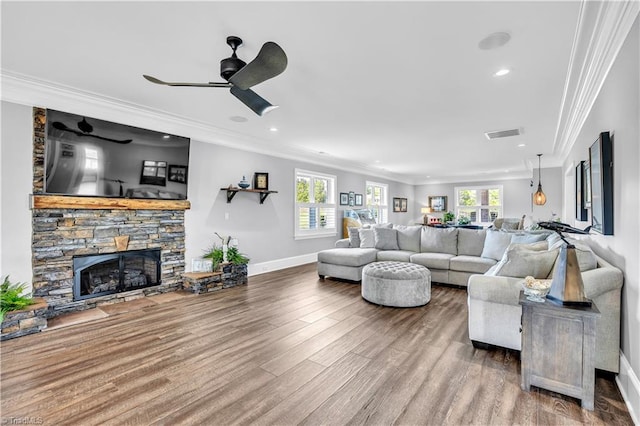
top-left (168, 165), bottom-right (188, 184)
top-left (340, 192), bottom-right (349, 205)
top-left (348, 191), bottom-right (355, 207)
top-left (583, 160), bottom-right (591, 209)
top-left (429, 195), bottom-right (447, 212)
top-left (393, 197), bottom-right (408, 213)
top-left (140, 160), bottom-right (167, 186)
top-left (354, 193), bottom-right (363, 206)
top-left (575, 161), bottom-right (588, 221)
top-left (253, 172), bottom-right (269, 190)
top-left (589, 132), bottom-right (613, 235)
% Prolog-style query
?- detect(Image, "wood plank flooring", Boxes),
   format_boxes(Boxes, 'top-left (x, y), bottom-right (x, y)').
top-left (0, 263), bottom-right (633, 425)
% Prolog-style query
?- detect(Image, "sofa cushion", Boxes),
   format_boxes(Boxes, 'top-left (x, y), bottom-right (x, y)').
top-left (468, 277), bottom-right (522, 306)
top-left (377, 250), bottom-right (415, 262)
top-left (410, 252), bottom-right (455, 270)
top-left (317, 248), bottom-right (378, 267)
top-left (457, 228), bottom-right (487, 256)
top-left (347, 226), bottom-right (361, 248)
top-left (494, 244), bottom-right (559, 279)
top-left (374, 227), bottom-right (399, 250)
top-left (450, 255), bottom-right (497, 274)
top-left (420, 227), bottom-right (458, 255)
top-left (547, 237), bottom-right (598, 272)
top-left (359, 229), bottom-right (375, 248)
top-left (480, 230), bottom-right (513, 261)
top-left (394, 225), bottom-right (422, 252)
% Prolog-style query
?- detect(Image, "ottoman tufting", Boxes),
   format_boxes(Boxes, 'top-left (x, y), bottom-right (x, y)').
top-left (361, 261), bottom-right (431, 307)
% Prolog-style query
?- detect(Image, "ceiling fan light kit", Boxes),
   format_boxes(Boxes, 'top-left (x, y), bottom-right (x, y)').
top-left (143, 36), bottom-right (287, 116)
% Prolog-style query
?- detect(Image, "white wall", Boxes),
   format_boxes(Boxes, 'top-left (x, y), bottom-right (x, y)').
top-left (563, 16), bottom-right (639, 416)
top-left (414, 169), bottom-right (563, 224)
top-left (0, 102), bottom-right (33, 287)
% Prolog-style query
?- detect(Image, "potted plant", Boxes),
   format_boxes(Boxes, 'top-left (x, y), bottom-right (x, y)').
top-left (202, 233), bottom-right (250, 272)
top-left (443, 211), bottom-right (455, 225)
top-left (1, 276), bottom-right (33, 323)
top-left (457, 215), bottom-right (471, 225)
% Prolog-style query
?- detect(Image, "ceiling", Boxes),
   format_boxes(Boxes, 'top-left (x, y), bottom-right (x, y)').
top-left (1, 1), bottom-right (583, 184)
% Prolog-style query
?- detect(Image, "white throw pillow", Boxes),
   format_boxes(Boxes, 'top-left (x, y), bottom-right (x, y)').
top-left (359, 228), bottom-right (375, 248)
top-left (480, 230), bottom-right (513, 261)
top-left (347, 226), bottom-right (361, 248)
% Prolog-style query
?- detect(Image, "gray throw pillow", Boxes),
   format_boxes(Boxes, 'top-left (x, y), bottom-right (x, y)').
top-left (394, 225), bottom-right (422, 252)
top-left (374, 227), bottom-right (399, 250)
top-left (511, 233), bottom-right (547, 244)
top-left (359, 228), bottom-right (375, 248)
top-left (495, 245), bottom-right (559, 279)
top-left (548, 237), bottom-right (598, 272)
top-left (347, 226), bottom-right (361, 248)
top-left (480, 230), bottom-right (513, 261)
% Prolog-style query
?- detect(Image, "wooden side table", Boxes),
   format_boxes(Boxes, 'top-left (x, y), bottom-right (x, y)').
top-left (519, 292), bottom-right (600, 410)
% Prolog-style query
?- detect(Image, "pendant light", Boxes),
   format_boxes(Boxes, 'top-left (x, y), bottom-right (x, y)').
top-left (533, 153), bottom-right (547, 205)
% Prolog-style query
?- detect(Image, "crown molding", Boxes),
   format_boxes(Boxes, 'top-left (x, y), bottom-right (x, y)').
top-left (1, 70), bottom-right (414, 184)
top-left (553, 0), bottom-right (640, 159)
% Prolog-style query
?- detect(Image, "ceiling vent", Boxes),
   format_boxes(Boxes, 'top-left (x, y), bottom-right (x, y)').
top-left (484, 128), bottom-right (522, 140)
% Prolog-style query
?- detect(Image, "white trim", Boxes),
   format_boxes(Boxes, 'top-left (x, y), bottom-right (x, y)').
top-left (553, 1), bottom-right (640, 159)
top-left (616, 350), bottom-right (640, 425)
top-left (248, 252), bottom-right (317, 276)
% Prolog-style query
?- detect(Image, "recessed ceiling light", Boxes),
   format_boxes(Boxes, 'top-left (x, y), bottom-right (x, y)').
top-left (518, 143), bottom-right (526, 147)
top-left (269, 127), bottom-right (278, 132)
top-left (494, 68), bottom-right (510, 77)
top-left (426, 175), bottom-right (431, 178)
top-left (478, 32), bottom-right (511, 50)
top-left (162, 135), bottom-right (170, 139)
top-left (230, 116), bottom-right (248, 123)
top-left (375, 160), bottom-right (381, 163)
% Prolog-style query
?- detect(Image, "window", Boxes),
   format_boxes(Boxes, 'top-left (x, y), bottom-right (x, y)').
top-left (366, 181), bottom-right (389, 224)
top-left (454, 185), bottom-right (503, 224)
top-left (295, 169), bottom-right (337, 239)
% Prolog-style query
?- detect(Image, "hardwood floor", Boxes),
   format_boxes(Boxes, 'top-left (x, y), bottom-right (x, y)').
top-left (1, 263), bottom-right (632, 425)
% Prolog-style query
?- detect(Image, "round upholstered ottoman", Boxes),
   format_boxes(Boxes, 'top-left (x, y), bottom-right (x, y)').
top-left (361, 261), bottom-right (431, 307)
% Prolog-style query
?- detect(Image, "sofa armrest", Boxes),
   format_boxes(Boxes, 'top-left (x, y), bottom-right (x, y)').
top-left (467, 274), bottom-right (523, 306)
top-left (335, 238), bottom-right (351, 248)
top-left (582, 264), bottom-right (623, 299)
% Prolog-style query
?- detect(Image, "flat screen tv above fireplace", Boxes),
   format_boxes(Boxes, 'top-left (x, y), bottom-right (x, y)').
top-left (45, 109), bottom-right (190, 200)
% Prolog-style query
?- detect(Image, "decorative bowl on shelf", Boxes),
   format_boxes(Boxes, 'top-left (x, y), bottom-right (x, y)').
top-left (238, 176), bottom-right (250, 189)
top-left (522, 276), bottom-right (552, 302)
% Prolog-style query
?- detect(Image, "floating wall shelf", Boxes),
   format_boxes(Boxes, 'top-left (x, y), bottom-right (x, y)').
top-left (220, 187), bottom-right (278, 204)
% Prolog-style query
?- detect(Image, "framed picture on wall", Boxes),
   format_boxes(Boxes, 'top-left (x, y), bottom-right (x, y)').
top-left (429, 195), bottom-right (447, 212)
top-left (393, 197), bottom-right (407, 212)
top-left (168, 165), bottom-right (188, 184)
top-left (355, 193), bottom-right (363, 206)
top-left (575, 161), bottom-right (588, 221)
top-left (589, 131), bottom-right (613, 235)
top-left (340, 192), bottom-right (349, 205)
top-left (140, 160), bottom-right (167, 186)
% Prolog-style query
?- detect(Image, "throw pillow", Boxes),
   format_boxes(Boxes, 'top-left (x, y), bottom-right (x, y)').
top-left (420, 226), bottom-right (458, 255)
top-left (374, 227), bottom-right (399, 250)
top-left (347, 226), bottom-right (361, 248)
top-left (511, 233), bottom-right (547, 244)
top-left (480, 230), bottom-right (513, 261)
top-left (359, 228), bottom-right (375, 248)
top-left (547, 237), bottom-right (598, 272)
top-left (501, 221), bottom-right (519, 230)
top-left (394, 225), bottom-right (422, 252)
top-left (495, 245), bottom-right (559, 279)
top-left (372, 223), bottom-right (393, 229)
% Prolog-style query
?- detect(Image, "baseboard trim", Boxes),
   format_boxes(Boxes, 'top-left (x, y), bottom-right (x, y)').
top-left (248, 253), bottom-right (317, 277)
top-left (616, 350), bottom-right (640, 425)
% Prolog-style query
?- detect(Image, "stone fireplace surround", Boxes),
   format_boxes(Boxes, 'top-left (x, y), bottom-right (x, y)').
top-left (31, 107), bottom-right (190, 318)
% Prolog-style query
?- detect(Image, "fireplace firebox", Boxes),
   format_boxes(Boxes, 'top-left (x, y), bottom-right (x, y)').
top-left (73, 249), bottom-right (161, 300)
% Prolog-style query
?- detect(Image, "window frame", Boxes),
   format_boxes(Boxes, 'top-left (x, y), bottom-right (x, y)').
top-left (294, 168), bottom-right (337, 239)
top-left (365, 181), bottom-right (389, 225)
top-left (454, 185), bottom-right (503, 225)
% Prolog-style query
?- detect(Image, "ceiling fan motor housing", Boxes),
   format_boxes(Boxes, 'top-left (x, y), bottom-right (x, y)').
top-left (220, 56), bottom-right (246, 81)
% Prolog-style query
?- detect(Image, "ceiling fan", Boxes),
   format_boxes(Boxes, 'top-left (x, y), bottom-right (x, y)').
top-left (51, 118), bottom-right (133, 144)
top-left (143, 36), bottom-right (288, 116)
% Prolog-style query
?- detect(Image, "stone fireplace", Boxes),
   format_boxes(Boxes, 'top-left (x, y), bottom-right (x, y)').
top-left (31, 107), bottom-right (190, 317)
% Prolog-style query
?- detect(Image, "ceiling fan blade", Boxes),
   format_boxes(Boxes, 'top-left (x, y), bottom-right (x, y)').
top-left (143, 74), bottom-right (231, 88)
top-left (52, 121), bottom-right (132, 144)
top-left (90, 134), bottom-right (133, 144)
top-left (230, 86), bottom-right (278, 116)
top-left (228, 42), bottom-right (287, 90)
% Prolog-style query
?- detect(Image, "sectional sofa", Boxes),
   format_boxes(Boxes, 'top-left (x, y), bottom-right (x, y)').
top-left (317, 223), bottom-right (623, 373)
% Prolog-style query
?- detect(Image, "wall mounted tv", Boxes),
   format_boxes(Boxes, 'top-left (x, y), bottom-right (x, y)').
top-left (589, 131), bottom-right (613, 235)
top-left (45, 109), bottom-right (190, 200)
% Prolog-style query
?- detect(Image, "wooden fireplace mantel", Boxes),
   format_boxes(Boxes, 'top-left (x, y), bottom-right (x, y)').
top-left (31, 194), bottom-right (191, 210)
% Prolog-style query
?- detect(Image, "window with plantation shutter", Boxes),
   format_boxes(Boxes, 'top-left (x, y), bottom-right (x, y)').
top-left (295, 169), bottom-right (337, 239)
top-left (455, 185), bottom-right (503, 225)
